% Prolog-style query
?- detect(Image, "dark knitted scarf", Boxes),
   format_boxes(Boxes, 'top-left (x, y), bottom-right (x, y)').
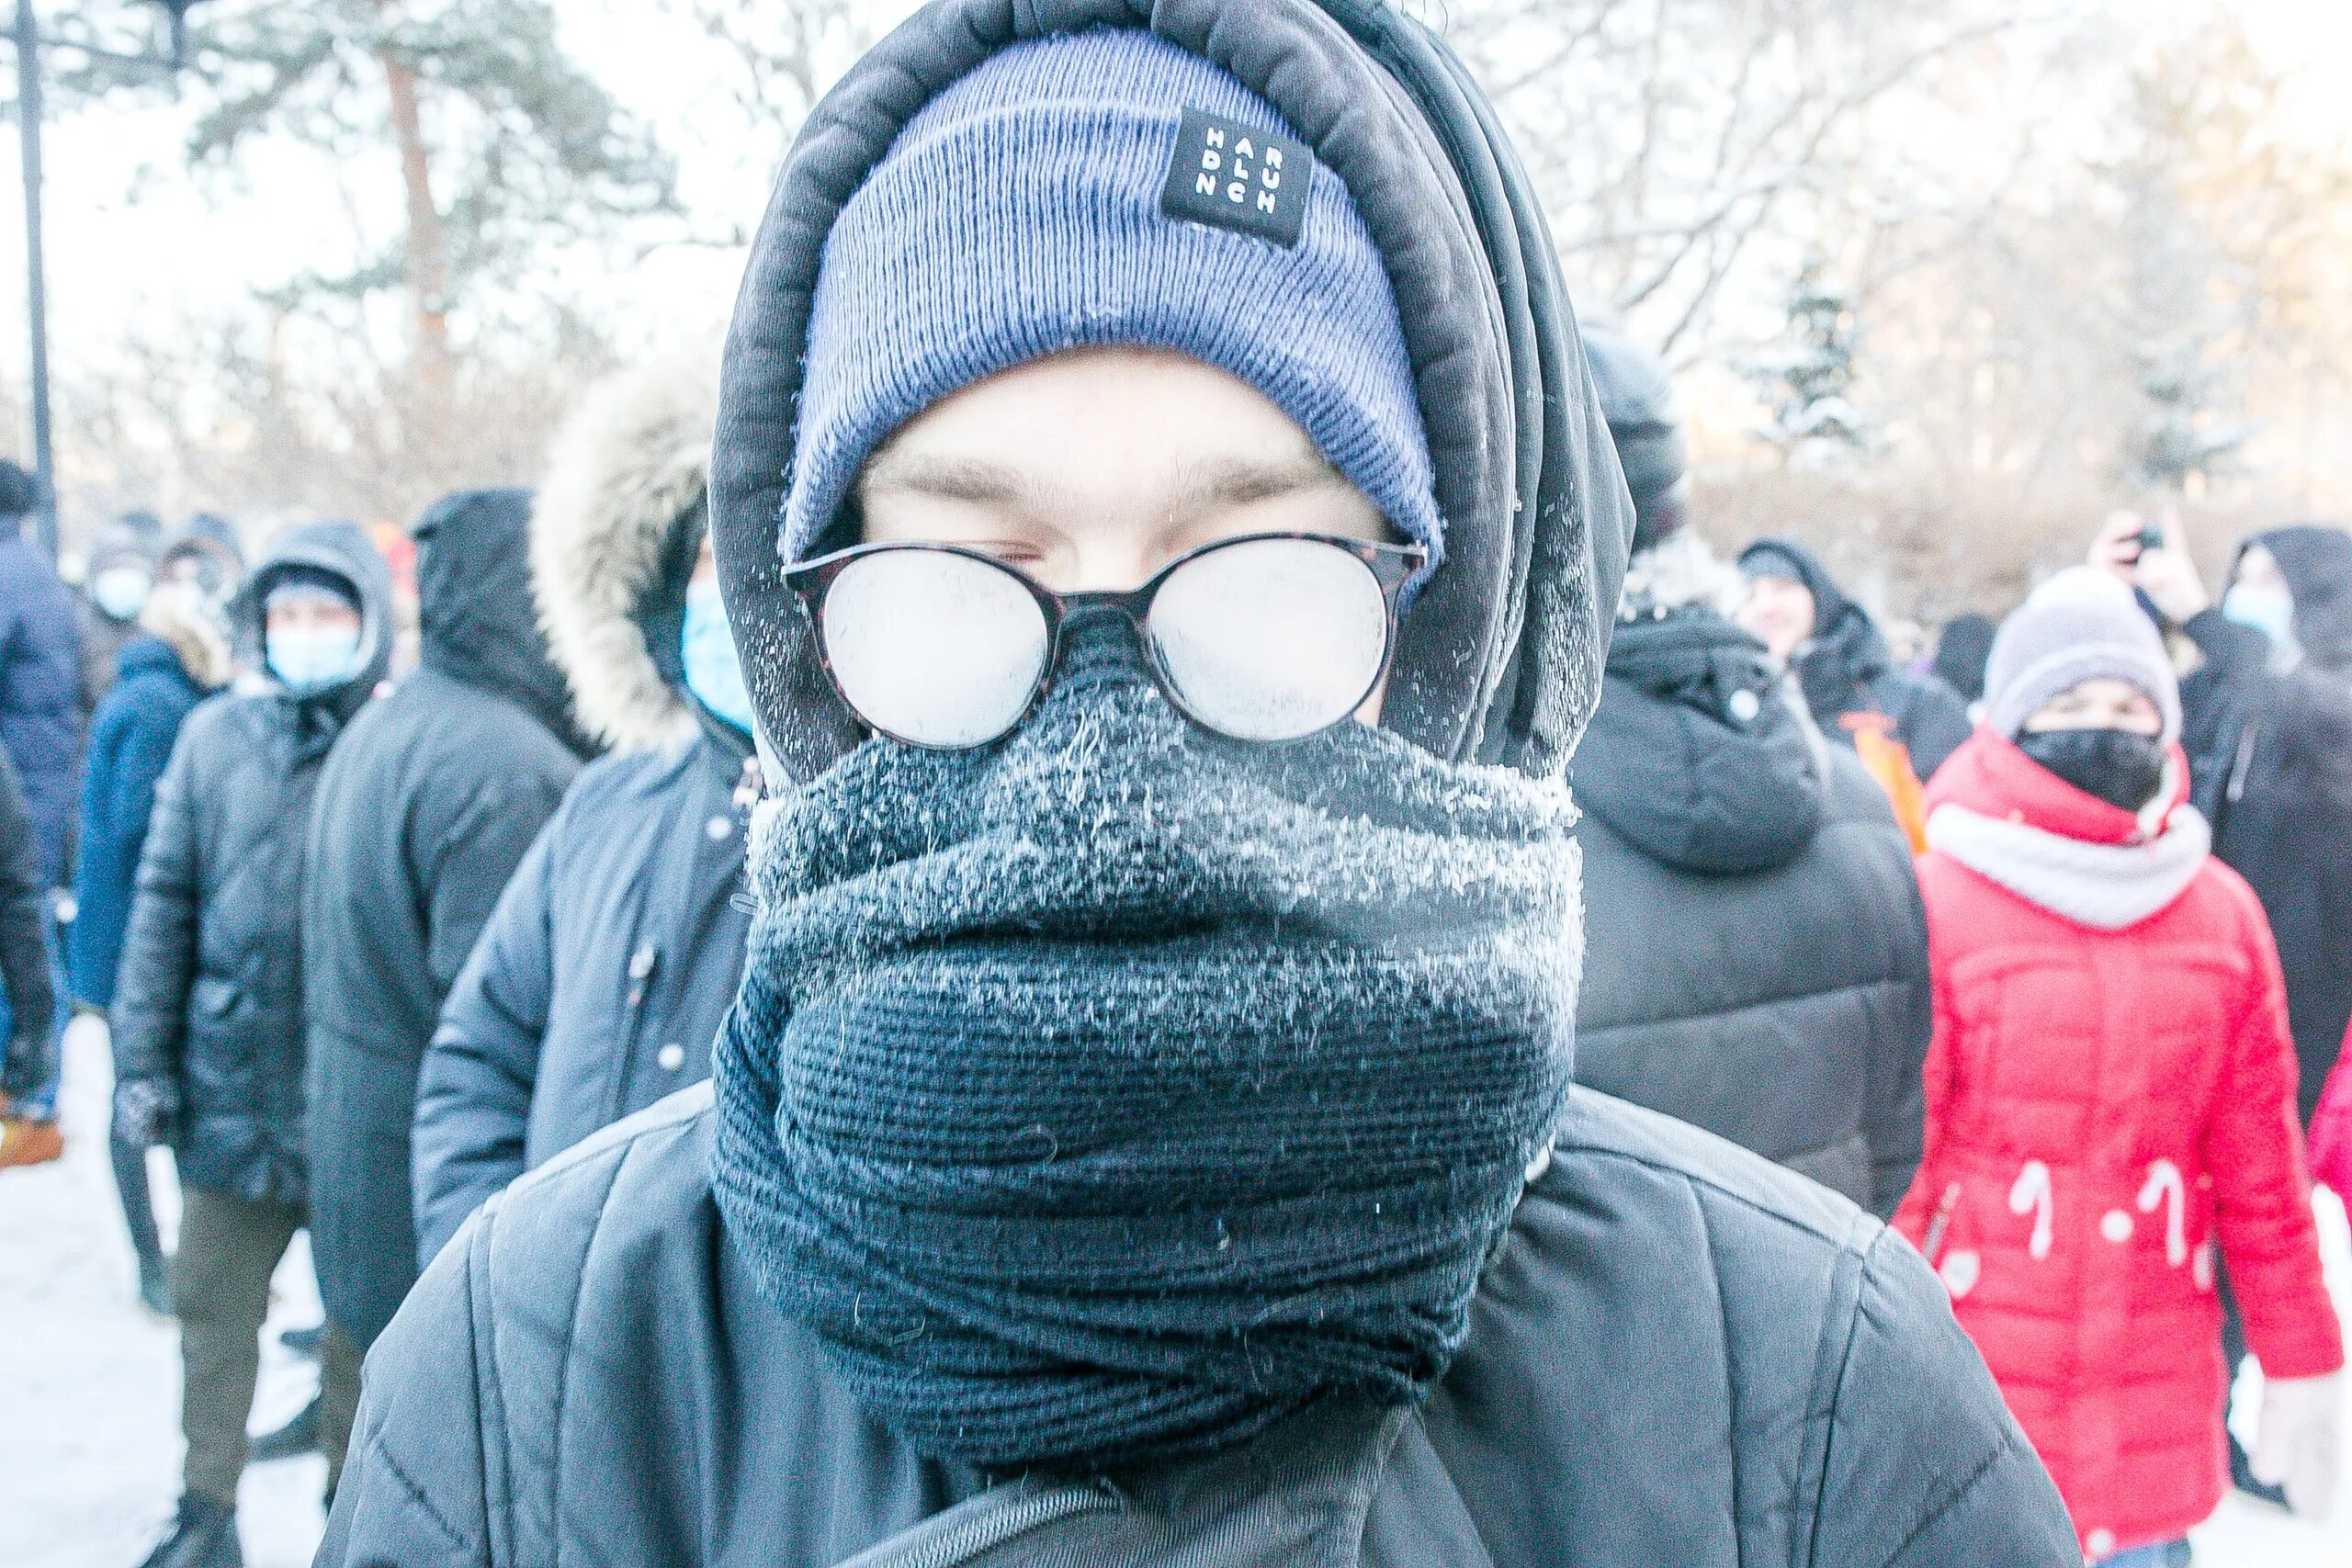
top-left (711, 630), bottom-right (1584, 1473)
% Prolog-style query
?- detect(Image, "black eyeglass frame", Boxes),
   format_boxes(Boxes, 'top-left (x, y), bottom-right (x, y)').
top-left (782, 530), bottom-right (1429, 750)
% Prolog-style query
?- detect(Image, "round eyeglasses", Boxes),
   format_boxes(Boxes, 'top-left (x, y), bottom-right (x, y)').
top-left (783, 532), bottom-right (1427, 750)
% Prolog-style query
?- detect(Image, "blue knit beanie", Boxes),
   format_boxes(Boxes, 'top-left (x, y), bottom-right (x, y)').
top-left (784, 28), bottom-right (1443, 575)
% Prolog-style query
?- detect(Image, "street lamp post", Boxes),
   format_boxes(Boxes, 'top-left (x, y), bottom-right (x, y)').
top-left (6, 1), bottom-right (203, 563)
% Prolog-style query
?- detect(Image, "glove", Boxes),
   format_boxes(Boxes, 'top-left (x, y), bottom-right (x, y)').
top-left (2251, 1371), bottom-right (2342, 1521)
top-left (113, 1077), bottom-right (179, 1150)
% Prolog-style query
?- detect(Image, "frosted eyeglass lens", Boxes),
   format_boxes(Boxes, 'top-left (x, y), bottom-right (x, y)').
top-left (821, 551), bottom-right (1051, 748)
top-left (1149, 538), bottom-right (1391, 742)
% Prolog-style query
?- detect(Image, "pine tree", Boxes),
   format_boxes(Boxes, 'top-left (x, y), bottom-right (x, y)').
top-left (1745, 263), bottom-right (1873, 470)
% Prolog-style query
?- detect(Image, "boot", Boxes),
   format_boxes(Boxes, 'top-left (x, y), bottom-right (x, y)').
top-left (247, 1393), bottom-right (320, 1462)
top-left (133, 1493), bottom-right (242, 1568)
top-left (0, 1098), bottom-right (62, 1169)
top-left (137, 1252), bottom-right (173, 1320)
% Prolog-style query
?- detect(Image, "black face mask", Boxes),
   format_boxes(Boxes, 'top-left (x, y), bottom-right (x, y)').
top-left (2015, 728), bottom-right (2168, 812)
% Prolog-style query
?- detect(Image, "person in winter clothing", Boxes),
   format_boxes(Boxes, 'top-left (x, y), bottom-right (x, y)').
top-left (1736, 537), bottom-right (1972, 840)
top-left (0, 744), bottom-right (59, 1165)
top-left (154, 517), bottom-right (245, 610)
top-left (1894, 567), bottom-right (2344, 1562)
top-left (303, 487), bottom-right (584, 1487)
top-left (1928, 611), bottom-right (1995, 716)
top-left (68, 569), bottom-right (235, 1309)
top-left (78, 515), bottom-right (162, 716)
top-left (108, 522), bottom-right (392, 1568)
top-left (321, 14), bottom-right (2073, 1567)
top-left (413, 351), bottom-right (756, 1264)
top-left (2096, 513), bottom-right (2352, 1128)
top-left (1573, 330), bottom-right (1930, 1217)
top-left (0, 457), bottom-right (78, 1132)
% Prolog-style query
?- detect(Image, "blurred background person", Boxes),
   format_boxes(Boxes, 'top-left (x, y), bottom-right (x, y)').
top-left (1736, 536), bottom-right (1972, 845)
top-left (77, 512), bottom-right (164, 718)
top-left (1896, 568), bottom-right (2342, 1565)
top-left (0, 457), bottom-right (79, 1156)
top-left (1929, 610), bottom-right (1996, 723)
top-left (302, 488), bottom-right (585, 1493)
top-left (68, 548), bottom-right (238, 1314)
top-left (1571, 326), bottom-right (1930, 1217)
top-left (0, 745), bottom-right (60, 1167)
top-left (109, 522), bottom-right (391, 1568)
top-left (413, 350), bottom-right (752, 1264)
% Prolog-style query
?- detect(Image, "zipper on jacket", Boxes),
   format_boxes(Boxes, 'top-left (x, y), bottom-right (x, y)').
top-left (838, 1479), bottom-right (1121, 1568)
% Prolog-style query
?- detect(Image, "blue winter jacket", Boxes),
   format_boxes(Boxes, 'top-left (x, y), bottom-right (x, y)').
top-left (0, 519), bottom-right (83, 885)
top-left (69, 636), bottom-right (209, 1010)
top-left (412, 728), bottom-right (755, 1263)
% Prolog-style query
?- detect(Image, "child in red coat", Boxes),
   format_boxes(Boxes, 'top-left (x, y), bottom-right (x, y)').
top-left (1894, 569), bottom-right (2343, 1563)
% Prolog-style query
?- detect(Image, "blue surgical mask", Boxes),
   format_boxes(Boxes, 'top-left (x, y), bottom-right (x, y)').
top-left (2222, 584), bottom-right (2296, 649)
top-left (682, 578), bottom-right (753, 736)
top-left (267, 627), bottom-right (363, 694)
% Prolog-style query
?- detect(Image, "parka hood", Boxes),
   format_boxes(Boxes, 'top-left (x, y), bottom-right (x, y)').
top-left (234, 519), bottom-right (395, 719)
top-left (712, 0), bottom-right (1634, 785)
top-left (415, 488), bottom-right (588, 753)
top-left (2249, 524), bottom-right (2352, 673)
top-left (1577, 607), bottom-right (1826, 874)
top-left (85, 521), bottom-right (158, 582)
top-left (533, 347), bottom-right (719, 753)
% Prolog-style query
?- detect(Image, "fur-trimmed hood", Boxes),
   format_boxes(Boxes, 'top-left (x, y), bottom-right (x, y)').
top-left (534, 346), bottom-right (720, 753)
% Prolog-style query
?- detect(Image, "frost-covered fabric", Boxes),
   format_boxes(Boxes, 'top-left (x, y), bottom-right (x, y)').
top-left (711, 626), bottom-right (1584, 1471)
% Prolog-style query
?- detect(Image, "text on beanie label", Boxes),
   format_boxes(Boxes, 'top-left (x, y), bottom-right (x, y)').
top-left (1159, 107), bottom-right (1311, 249)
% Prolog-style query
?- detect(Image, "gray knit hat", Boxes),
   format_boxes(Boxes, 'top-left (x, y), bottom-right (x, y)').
top-left (1984, 567), bottom-right (2180, 742)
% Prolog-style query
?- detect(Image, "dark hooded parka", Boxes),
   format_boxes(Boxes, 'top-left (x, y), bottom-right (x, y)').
top-left (0, 744), bottom-right (55, 1100)
top-left (108, 522), bottom-right (392, 1201)
top-left (320, 6), bottom-right (2074, 1566)
top-left (0, 467), bottom-right (82, 891)
top-left (413, 354), bottom-right (756, 1265)
top-left (1738, 536), bottom-right (1973, 784)
top-left (303, 489), bottom-right (586, 1353)
top-left (2177, 524), bottom-right (2352, 1123)
top-left (1571, 331), bottom-right (1929, 1217)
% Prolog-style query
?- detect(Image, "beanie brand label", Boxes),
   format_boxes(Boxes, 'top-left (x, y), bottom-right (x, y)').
top-left (1159, 107), bottom-right (1311, 249)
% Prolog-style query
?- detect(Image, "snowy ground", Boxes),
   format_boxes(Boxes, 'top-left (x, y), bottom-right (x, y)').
top-left (6, 1018), bottom-right (2351, 1566)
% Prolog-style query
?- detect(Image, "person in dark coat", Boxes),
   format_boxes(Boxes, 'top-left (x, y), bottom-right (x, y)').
top-left (68, 567), bottom-right (235, 1310)
top-left (0, 744), bottom-right (59, 1166)
top-left (321, 13), bottom-right (2074, 1565)
top-left (1928, 610), bottom-right (1996, 714)
top-left (0, 458), bottom-right (78, 1126)
top-left (2097, 513), bottom-right (2352, 1126)
top-left (1572, 330), bottom-right (1930, 1217)
top-left (413, 352), bottom-right (754, 1265)
top-left (109, 521), bottom-right (392, 1568)
top-left (303, 487), bottom-right (585, 1489)
top-left (1736, 536), bottom-right (1973, 814)
top-left (77, 515), bottom-right (162, 716)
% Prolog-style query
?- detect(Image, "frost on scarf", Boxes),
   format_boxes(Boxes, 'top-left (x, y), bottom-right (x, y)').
top-left (711, 626), bottom-right (1584, 1472)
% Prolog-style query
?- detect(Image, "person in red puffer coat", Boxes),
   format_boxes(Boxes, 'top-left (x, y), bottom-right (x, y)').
top-left (1894, 568), bottom-right (2344, 1564)
top-left (2311, 1021), bottom-right (2352, 1202)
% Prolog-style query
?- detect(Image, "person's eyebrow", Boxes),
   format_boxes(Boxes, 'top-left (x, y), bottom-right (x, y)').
top-left (859, 452), bottom-right (1035, 508)
top-left (1166, 453), bottom-right (1347, 514)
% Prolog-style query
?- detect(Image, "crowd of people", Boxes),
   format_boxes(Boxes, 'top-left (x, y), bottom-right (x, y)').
top-left (4, 3), bottom-right (2352, 1566)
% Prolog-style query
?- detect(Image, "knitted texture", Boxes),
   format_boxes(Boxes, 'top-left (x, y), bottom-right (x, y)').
top-left (1984, 567), bottom-right (2181, 741)
top-left (783, 28), bottom-right (1442, 574)
top-left (711, 623), bottom-right (1582, 1472)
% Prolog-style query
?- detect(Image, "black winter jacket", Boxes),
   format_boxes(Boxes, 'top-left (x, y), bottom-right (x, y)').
top-left (2177, 525), bottom-right (2352, 1123)
top-left (107, 522), bottom-right (392, 1200)
top-left (412, 727), bottom-right (755, 1263)
top-left (0, 745), bottom-right (53, 1095)
top-left (1573, 610), bottom-right (1930, 1214)
top-left (322, 1084), bottom-right (2075, 1568)
top-left (304, 489), bottom-right (585, 1350)
top-left (0, 517), bottom-right (83, 886)
top-left (1740, 538), bottom-right (1971, 783)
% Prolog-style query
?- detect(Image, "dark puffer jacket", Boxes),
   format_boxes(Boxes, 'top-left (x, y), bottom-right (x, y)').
top-left (107, 522), bottom-right (391, 1200)
top-left (1574, 608), bottom-right (1931, 1214)
top-left (304, 489), bottom-right (586, 1350)
top-left (413, 348), bottom-right (752, 1264)
top-left (0, 513), bottom-right (83, 886)
top-left (68, 604), bottom-right (228, 1011)
top-left (2175, 525), bottom-right (2352, 1123)
top-left (0, 745), bottom-right (54, 1094)
top-left (324, 1085), bottom-right (2073, 1567)
top-left (1739, 537), bottom-right (1972, 784)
